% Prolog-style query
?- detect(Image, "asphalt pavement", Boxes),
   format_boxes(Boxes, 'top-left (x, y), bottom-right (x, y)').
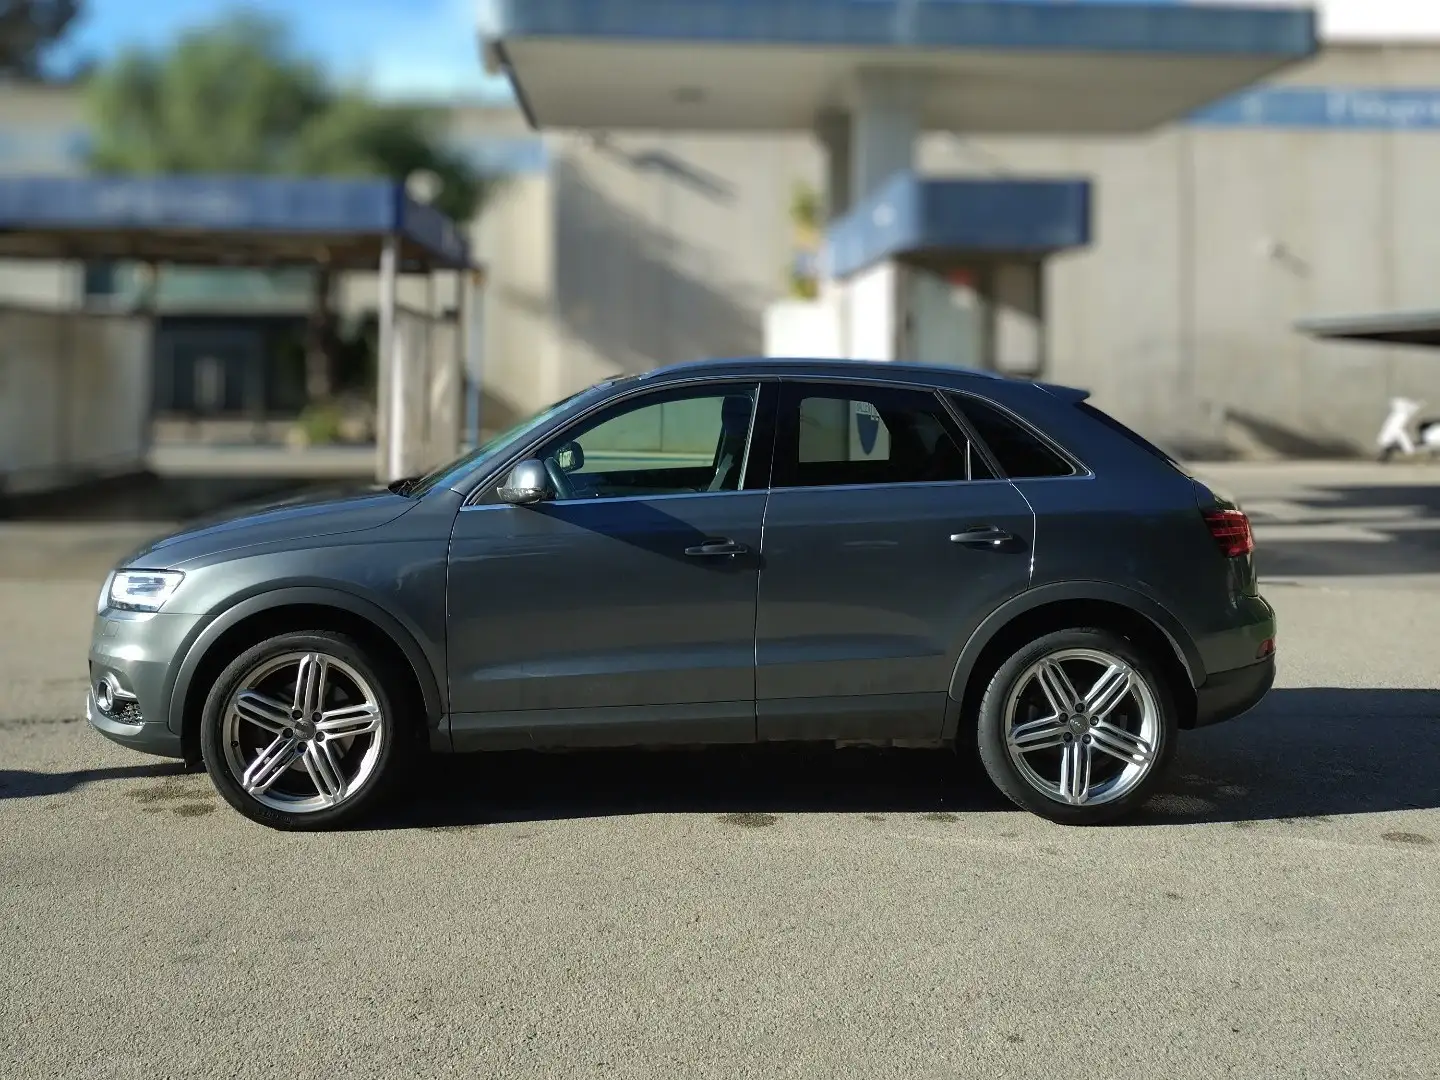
top-left (0, 461), bottom-right (1436, 1079)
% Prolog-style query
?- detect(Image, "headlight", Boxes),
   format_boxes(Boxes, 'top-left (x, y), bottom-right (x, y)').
top-left (107, 570), bottom-right (185, 613)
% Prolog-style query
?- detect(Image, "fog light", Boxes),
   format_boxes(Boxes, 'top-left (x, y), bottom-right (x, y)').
top-left (94, 678), bottom-right (115, 714)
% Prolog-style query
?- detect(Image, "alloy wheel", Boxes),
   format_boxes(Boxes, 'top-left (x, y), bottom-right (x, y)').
top-left (219, 650), bottom-right (385, 814)
top-left (1002, 647), bottom-right (1161, 807)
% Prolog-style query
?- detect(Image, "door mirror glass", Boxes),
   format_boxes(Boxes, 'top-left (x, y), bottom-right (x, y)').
top-left (497, 459), bottom-right (552, 505)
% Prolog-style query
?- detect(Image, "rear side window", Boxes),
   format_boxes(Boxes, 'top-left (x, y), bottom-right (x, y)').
top-left (775, 382), bottom-right (989, 488)
top-left (1074, 401), bottom-right (1191, 476)
top-left (950, 393), bottom-right (1076, 479)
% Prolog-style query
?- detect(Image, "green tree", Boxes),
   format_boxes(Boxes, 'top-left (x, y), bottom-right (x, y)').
top-left (83, 12), bottom-right (492, 401)
top-left (0, 0), bottom-right (81, 80)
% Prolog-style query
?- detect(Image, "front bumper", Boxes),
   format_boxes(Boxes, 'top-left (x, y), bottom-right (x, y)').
top-left (86, 609), bottom-right (203, 760)
top-left (85, 687), bottom-right (183, 758)
top-left (1192, 653), bottom-right (1276, 729)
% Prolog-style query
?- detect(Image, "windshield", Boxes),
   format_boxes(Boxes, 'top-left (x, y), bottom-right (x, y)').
top-left (404, 378), bottom-right (624, 497)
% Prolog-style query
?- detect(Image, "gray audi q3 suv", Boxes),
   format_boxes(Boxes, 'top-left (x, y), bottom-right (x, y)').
top-left (87, 358), bottom-right (1275, 829)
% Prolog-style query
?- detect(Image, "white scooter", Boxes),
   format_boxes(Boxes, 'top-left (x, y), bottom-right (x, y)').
top-left (1377, 397), bottom-right (1440, 461)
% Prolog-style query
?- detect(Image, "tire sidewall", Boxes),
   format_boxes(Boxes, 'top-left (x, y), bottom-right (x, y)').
top-left (975, 627), bottom-right (1179, 825)
top-left (200, 631), bottom-right (402, 831)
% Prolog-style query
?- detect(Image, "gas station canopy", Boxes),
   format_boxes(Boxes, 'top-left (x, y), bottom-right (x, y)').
top-left (1297, 311), bottom-right (1440, 349)
top-left (0, 175), bottom-right (472, 271)
top-left (482, 0), bottom-right (1318, 134)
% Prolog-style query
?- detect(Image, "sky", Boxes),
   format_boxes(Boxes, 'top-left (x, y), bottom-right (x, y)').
top-left (48, 0), bottom-right (515, 100)
top-left (44, 0), bottom-right (1440, 100)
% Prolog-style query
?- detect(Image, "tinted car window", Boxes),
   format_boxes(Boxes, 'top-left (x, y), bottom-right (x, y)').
top-left (1075, 401), bottom-right (1191, 477)
top-left (775, 383), bottom-right (977, 488)
top-left (536, 384), bottom-right (759, 500)
top-left (950, 393), bottom-right (1075, 479)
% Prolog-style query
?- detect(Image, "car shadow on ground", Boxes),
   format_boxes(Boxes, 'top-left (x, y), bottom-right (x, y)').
top-left (0, 761), bottom-right (186, 800)
top-left (369, 687), bottom-right (1440, 831)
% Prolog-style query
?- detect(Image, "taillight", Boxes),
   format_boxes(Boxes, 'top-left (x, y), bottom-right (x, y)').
top-left (1202, 508), bottom-right (1254, 558)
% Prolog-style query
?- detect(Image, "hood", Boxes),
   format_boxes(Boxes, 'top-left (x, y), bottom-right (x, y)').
top-left (119, 485), bottom-right (415, 569)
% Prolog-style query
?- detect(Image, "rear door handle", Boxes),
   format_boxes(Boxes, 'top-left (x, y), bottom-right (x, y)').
top-left (950, 525), bottom-right (1013, 547)
top-left (685, 538), bottom-right (749, 557)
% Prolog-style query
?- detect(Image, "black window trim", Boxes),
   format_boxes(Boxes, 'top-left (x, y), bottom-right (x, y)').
top-left (943, 389), bottom-right (1093, 481)
top-left (769, 375), bottom-right (1005, 493)
top-left (460, 374), bottom-right (774, 507)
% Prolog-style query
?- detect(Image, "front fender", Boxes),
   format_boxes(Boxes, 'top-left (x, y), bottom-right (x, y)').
top-left (946, 579), bottom-right (1203, 704)
top-left (164, 585), bottom-right (445, 739)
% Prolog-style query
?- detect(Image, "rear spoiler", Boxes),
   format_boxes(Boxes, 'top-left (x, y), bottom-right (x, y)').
top-left (1034, 381), bottom-right (1091, 404)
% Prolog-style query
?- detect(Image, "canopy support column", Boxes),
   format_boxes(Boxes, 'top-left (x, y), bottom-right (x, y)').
top-left (377, 234), bottom-right (402, 484)
top-left (464, 268), bottom-right (487, 451)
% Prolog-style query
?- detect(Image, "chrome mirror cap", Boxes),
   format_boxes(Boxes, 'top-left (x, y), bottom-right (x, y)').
top-left (497, 459), bottom-right (552, 505)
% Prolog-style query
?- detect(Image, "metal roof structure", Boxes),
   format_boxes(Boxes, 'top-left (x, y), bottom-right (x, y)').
top-left (481, 0), bottom-right (1319, 134)
top-left (1296, 310), bottom-right (1440, 349)
top-left (0, 176), bottom-right (472, 271)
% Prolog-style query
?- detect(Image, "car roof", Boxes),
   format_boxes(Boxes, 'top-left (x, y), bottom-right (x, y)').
top-left (637, 356), bottom-right (1005, 386)
top-left (635, 356), bottom-right (1091, 402)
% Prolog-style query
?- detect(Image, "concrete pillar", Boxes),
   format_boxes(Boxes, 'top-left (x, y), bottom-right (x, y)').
top-left (850, 69), bottom-right (923, 202)
top-left (377, 235), bottom-right (401, 483)
top-left (815, 110), bottom-right (852, 222)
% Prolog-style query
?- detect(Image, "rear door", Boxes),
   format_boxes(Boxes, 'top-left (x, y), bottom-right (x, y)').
top-left (755, 379), bottom-right (1035, 742)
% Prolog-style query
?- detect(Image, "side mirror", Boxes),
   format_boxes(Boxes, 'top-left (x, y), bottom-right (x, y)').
top-left (497, 459), bottom-right (552, 506)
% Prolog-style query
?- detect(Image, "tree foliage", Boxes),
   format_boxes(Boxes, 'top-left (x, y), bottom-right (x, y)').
top-left (82, 13), bottom-right (486, 223)
top-left (0, 0), bottom-right (80, 80)
top-left (82, 13), bottom-right (494, 402)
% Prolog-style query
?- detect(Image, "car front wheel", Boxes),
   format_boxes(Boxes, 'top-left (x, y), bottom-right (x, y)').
top-left (975, 627), bottom-right (1178, 825)
top-left (200, 631), bottom-right (404, 830)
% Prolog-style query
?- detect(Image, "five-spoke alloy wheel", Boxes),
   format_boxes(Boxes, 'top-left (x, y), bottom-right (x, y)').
top-left (976, 627), bottom-right (1178, 825)
top-left (201, 631), bottom-right (404, 829)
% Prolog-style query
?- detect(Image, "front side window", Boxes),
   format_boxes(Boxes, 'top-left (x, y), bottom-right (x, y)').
top-left (534, 383), bottom-right (760, 500)
top-left (774, 382), bottom-right (983, 488)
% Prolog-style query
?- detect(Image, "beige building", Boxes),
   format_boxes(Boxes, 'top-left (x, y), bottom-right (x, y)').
top-left (6, 42), bottom-right (1440, 461)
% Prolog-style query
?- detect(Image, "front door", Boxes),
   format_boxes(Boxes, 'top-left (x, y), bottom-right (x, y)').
top-left (756, 379), bottom-right (1035, 742)
top-left (447, 380), bottom-right (770, 750)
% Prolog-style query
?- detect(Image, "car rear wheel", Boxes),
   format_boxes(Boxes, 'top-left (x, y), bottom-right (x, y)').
top-left (200, 631), bottom-right (405, 830)
top-left (975, 627), bottom-right (1178, 825)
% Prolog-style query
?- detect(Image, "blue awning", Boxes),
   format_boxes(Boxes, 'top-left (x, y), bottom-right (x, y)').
top-left (824, 172), bottom-right (1091, 279)
top-left (0, 176), bottom-right (471, 270)
top-left (487, 0), bottom-right (1314, 57)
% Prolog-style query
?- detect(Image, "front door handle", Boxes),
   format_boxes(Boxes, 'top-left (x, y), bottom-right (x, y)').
top-left (685, 538), bottom-right (749, 558)
top-left (950, 525), bottom-right (1013, 547)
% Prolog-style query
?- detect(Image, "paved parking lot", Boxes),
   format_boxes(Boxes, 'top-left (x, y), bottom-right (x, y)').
top-left (1, 462), bottom-right (1437, 1078)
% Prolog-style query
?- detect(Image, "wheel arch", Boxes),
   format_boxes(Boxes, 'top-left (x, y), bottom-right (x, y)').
top-left (944, 582), bottom-right (1202, 742)
top-left (168, 587), bottom-right (444, 763)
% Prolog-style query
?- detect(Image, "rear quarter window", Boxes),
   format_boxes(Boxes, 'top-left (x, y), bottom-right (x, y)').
top-left (1073, 401), bottom-right (1192, 477)
top-left (949, 393), bottom-right (1077, 479)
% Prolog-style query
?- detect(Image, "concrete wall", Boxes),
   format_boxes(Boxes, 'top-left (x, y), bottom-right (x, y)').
top-left (467, 42), bottom-right (1440, 458)
top-left (918, 43), bottom-right (1440, 457)
top-left (0, 308), bottom-right (152, 495)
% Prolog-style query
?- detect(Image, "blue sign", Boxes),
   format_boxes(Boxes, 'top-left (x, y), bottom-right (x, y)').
top-left (1191, 87), bottom-right (1440, 130)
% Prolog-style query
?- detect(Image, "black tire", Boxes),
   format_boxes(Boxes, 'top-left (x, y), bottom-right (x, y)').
top-left (200, 630), bottom-right (408, 831)
top-left (974, 627), bottom-right (1179, 826)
